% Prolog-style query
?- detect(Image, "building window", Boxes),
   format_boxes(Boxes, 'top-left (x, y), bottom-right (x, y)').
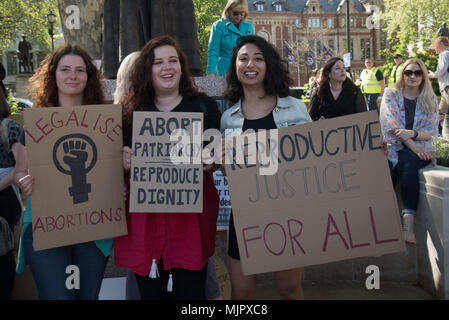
top-left (328, 39), bottom-right (335, 52)
top-left (254, 1), bottom-right (264, 11)
top-left (6, 51), bottom-right (18, 76)
top-left (350, 17), bottom-right (356, 28)
top-left (308, 18), bottom-right (320, 28)
top-left (343, 38), bottom-right (354, 60)
top-left (327, 18), bottom-right (334, 28)
top-left (273, 4), bottom-right (283, 12)
top-left (360, 38), bottom-right (371, 61)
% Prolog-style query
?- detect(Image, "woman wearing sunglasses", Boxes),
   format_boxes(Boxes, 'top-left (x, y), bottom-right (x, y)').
top-left (380, 58), bottom-right (439, 245)
top-left (206, 0), bottom-right (254, 77)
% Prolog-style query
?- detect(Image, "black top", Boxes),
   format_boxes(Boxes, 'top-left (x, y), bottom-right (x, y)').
top-left (242, 111), bottom-right (277, 132)
top-left (124, 94), bottom-right (221, 147)
top-left (0, 119), bottom-right (23, 168)
top-left (404, 97), bottom-right (417, 130)
top-left (308, 82), bottom-right (367, 121)
top-left (374, 69), bottom-right (384, 81)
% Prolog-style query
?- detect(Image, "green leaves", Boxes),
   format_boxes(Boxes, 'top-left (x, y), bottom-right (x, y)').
top-left (0, 0), bottom-right (58, 54)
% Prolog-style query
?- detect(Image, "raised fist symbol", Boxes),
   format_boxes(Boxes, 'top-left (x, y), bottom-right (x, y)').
top-left (53, 134), bottom-right (97, 204)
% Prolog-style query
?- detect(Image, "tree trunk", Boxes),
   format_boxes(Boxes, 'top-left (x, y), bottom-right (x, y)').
top-left (58, 0), bottom-right (104, 59)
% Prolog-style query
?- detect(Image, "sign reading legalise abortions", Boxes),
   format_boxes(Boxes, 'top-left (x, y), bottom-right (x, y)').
top-left (24, 105), bottom-right (128, 251)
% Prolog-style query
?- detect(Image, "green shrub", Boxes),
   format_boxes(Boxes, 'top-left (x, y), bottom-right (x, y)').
top-left (432, 137), bottom-right (449, 167)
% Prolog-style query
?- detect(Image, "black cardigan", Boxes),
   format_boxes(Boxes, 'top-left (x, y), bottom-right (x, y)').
top-left (308, 81), bottom-right (367, 121)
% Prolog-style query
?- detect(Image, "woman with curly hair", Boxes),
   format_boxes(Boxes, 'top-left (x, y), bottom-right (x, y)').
top-left (15, 44), bottom-right (110, 300)
top-left (221, 35), bottom-right (311, 299)
top-left (115, 35), bottom-right (222, 300)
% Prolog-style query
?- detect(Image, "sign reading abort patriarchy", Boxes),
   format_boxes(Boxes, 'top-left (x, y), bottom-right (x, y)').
top-left (130, 111), bottom-right (203, 213)
top-left (24, 105), bottom-right (128, 251)
top-left (224, 111), bottom-right (405, 275)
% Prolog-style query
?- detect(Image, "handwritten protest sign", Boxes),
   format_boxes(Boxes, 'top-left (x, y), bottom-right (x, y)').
top-left (24, 105), bottom-right (128, 251)
top-left (214, 170), bottom-right (231, 230)
top-left (129, 112), bottom-right (203, 213)
top-left (224, 111), bottom-right (405, 275)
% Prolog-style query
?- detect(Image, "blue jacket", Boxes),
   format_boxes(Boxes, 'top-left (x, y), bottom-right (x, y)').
top-left (206, 18), bottom-right (254, 76)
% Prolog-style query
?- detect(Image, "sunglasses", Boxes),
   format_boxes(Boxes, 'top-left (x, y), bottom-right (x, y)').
top-left (232, 11), bottom-right (245, 17)
top-left (403, 69), bottom-right (423, 77)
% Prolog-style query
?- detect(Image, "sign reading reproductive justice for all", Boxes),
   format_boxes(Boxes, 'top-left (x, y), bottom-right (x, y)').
top-left (130, 112), bottom-right (203, 213)
top-left (224, 111), bottom-right (405, 275)
top-left (24, 105), bottom-right (128, 251)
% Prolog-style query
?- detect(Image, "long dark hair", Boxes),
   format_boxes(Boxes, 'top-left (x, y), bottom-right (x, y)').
top-left (122, 35), bottom-right (199, 143)
top-left (28, 43), bottom-right (104, 108)
top-left (317, 57), bottom-right (356, 98)
top-left (0, 89), bottom-right (10, 118)
top-left (224, 35), bottom-right (291, 103)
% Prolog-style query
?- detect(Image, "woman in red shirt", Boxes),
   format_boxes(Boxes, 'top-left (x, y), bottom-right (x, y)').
top-left (114, 35), bottom-right (221, 300)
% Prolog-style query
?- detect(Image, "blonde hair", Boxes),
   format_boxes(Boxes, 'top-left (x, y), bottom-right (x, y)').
top-left (222, 0), bottom-right (249, 20)
top-left (392, 58), bottom-right (438, 113)
top-left (435, 36), bottom-right (449, 47)
top-left (113, 51), bottom-right (140, 104)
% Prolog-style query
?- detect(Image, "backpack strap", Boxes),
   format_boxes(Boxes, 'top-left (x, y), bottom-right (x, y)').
top-left (0, 118), bottom-right (12, 153)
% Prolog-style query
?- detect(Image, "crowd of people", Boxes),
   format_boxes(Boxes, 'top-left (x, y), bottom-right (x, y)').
top-left (1, 0), bottom-right (449, 301)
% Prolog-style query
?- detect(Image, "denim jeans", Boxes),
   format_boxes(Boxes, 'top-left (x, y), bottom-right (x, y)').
top-left (365, 93), bottom-right (380, 111)
top-left (23, 224), bottom-right (108, 300)
top-left (388, 147), bottom-right (430, 214)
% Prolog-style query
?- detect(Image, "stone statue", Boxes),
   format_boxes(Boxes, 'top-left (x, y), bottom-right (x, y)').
top-left (18, 36), bottom-right (33, 74)
top-left (437, 22), bottom-right (449, 37)
top-left (103, 0), bottom-right (202, 78)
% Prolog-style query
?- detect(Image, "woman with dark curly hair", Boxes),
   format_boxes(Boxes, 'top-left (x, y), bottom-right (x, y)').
top-left (115, 35), bottom-right (222, 300)
top-left (221, 35), bottom-right (311, 299)
top-left (15, 44), bottom-right (110, 300)
top-left (308, 57), bottom-right (366, 121)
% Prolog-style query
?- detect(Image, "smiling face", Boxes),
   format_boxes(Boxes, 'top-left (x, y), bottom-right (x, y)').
top-left (151, 45), bottom-right (182, 96)
top-left (228, 6), bottom-right (245, 24)
top-left (55, 54), bottom-right (87, 100)
top-left (236, 43), bottom-right (266, 90)
top-left (329, 60), bottom-right (346, 83)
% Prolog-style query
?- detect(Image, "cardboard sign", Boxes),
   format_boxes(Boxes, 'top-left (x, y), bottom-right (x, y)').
top-left (23, 105), bottom-right (128, 251)
top-left (129, 112), bottom-right (203, 213)
top-left (214, 170), bottom-right (232, 230)
top-left (224, 111), bottom-right (405, 275)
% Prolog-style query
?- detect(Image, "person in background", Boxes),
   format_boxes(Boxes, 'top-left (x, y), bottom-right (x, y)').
top-left (206, 0), bottom-right (254, 77)
top-left (304, 68), bottom-right (319, 100)
top-left (221, 35), bottom-right (311, 300)
top-left (428, 36), bottom-right (449, 138)
top-left (0, 89), bottom-right (26, 300)
top-left (0, 62), bottom-right (7, 97)
top-left (388, 54), bottom-right (404, 88)
top-left (116, 35), bottom-right (221, 300)
top-left (380, 58), bottom-right (439, 245)
top-left (308, 57), bottom-right (366, 121)
top-left (15, 44), bottom-right (111, 300)
top-left (360, 58), bottom-right (385, 112)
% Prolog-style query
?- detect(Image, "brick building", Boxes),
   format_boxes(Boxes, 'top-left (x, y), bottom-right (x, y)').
top-left (247, 0), bottom-right (386, 86)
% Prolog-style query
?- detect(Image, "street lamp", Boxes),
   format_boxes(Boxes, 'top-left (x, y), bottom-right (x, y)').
top-left (47, 10), bottom-right (56, 51)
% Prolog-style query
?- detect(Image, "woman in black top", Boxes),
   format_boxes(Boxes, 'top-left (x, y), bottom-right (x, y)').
top-left (0, 90), bottom-right (26, 299)
top-left (309, 57), bottom-right (366, 121)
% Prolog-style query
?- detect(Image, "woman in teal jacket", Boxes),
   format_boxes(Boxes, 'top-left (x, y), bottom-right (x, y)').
top-left (206, 0), bottom-right (254, 76)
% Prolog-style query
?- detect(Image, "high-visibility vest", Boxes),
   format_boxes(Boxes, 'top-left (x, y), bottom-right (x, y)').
top-left (388, 64), bottom-right (403, 88)
top-left (361, 67), bottom-right (381, 94)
